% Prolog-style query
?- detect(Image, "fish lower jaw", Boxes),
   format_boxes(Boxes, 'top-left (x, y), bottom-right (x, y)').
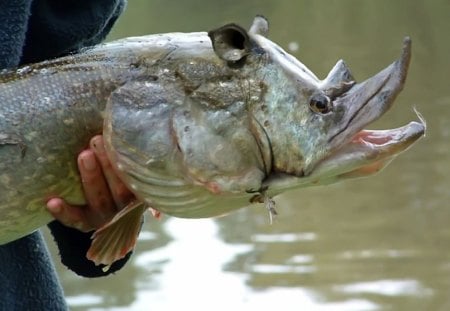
top-left (311, 119), bottom-right (425, 180)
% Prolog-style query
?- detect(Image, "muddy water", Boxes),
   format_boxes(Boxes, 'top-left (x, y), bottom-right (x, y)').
top-left (45, 1), bottom-right (450, 310)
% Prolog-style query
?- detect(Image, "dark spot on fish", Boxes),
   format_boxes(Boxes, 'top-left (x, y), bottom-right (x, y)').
top-left (183, 110), bottom-right (190, 117)
top-left (274, 46), bottom-right (286, 56)
top-left (184, 126), bottom-right (190, 132)
top-left (259, 81), bottom-right (268, 97)
top-left (134, 75), bottom-right (158, 82)
top-left (175, 141), bottom-right (182, 153)
top-left (264, 120), bottom-right (270, 127)
top-left (0, 133), bottom-right (27, 158)
top-left (261, 104), bottom-right (267, 112)
top-left (249, 194), bottom-right (264, 203)
top-left (379, 90), bottom-right (391, 102)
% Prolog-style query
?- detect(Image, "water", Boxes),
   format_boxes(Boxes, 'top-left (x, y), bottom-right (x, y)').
top-left (45, 1), bottom-right (450, 310)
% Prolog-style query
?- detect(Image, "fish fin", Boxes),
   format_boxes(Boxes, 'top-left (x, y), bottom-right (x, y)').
top-left (86, 201), bottom-right (147, 266)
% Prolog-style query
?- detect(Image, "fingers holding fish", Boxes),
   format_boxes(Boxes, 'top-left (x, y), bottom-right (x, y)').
top-left (89, 135), bottom-right (135, 209)
top-left (46, 197), bottom-right (93, 232)
top-left (46, 149), bottom-right (115, 231)
top-left (45, 139), bottom-right (134, 231)
top-left (78, 148), bottom-right (118, 223)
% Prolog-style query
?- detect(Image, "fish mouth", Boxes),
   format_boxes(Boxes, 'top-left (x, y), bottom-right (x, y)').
top-left (309, 117), bottom-right (425, 180)
top-left (264, 37), bottom-right (425, 193)
top-left (265, 119), bottom-right (425, 193)
top-left (308, 37), bottom-right (426, 178)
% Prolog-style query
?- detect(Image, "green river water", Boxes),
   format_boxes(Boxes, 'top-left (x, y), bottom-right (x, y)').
top-left (44, 1), bottom-right (450, 310)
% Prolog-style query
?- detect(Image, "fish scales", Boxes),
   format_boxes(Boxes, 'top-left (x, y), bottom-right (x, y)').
top-left (0, 61), bottom-right (121, 242)
top-left (0, 32), bottom-right (256, 242)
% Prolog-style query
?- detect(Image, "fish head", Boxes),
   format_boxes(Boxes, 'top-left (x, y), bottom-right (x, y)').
top-left (209, 16), bottom-right (425, 191)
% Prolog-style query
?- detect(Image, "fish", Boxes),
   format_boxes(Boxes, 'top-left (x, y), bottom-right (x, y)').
top-left (0, 16), bottom-right (425, 267)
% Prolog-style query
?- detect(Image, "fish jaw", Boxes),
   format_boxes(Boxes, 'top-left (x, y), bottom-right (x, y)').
top-left (305, 37), bottom-right (427, 177)
top-left (263, 119), bottom-right (425, 193)
top-left (262, 37), bottom-right (425, 192)
top-left (308, 119), bottom-right (426, 181)
top-left (318, 37), bottom-right (413, 165)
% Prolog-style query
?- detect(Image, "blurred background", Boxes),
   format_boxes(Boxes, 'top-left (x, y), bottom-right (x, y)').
top-left (44, 0), bottom-right (450, 310)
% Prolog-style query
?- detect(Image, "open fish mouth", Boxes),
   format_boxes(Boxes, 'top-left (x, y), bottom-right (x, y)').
top-left (310, 116), bottom-right (426, 180)
top-left (265, 37), bottom-right (425, 191)
top-left (311, 37), bottom-right (426, 180)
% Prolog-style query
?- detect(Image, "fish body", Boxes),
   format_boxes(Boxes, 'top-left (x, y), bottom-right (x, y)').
top-left (0, 17), bottom-right (425, 265)
top-left (0, 29), bottom-right (267, 243)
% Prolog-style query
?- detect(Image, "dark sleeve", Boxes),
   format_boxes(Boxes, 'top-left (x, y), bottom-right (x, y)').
top-left (0, 0), bottom-right (130, 277)
top-left (0, 233), bottom-right (68, 311)
top-left (0, 1), bottom-right (33, 68)
top-left (22, 0), bottom-right (126, 64)
top-left (47, 221), bottom-right (131, 277)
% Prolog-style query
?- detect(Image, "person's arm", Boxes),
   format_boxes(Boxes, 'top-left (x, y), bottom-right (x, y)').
top-left (22, 0), bottom-right (126, 64)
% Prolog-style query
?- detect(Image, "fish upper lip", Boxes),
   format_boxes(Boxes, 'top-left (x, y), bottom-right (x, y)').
top-left (327, 76), bottom-right (389, 145)
top-left (327, 37), bottom-right (413, 150)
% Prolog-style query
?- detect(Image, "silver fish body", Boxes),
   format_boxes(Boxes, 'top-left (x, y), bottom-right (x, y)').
top-left (0, 17), bottom-right (425, 245)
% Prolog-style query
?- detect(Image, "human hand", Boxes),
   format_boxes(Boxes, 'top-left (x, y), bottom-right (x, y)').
top-left (46, 135), bottom-right (135, 232)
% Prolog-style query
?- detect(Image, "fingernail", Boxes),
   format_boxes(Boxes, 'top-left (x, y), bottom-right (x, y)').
top-left (91, 136), bottom-right (105, 152)
top-left (81, 153), bottom-right (97, 171)
top-left (47, 198), bottom-right (62, 214)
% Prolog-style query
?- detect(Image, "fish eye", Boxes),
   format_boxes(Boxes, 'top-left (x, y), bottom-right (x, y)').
top-left (309, 93), bottom-right (332, 114)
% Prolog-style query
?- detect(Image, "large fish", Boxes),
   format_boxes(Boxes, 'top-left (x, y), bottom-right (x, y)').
top-left (0, 17), bottom-right (425, 266)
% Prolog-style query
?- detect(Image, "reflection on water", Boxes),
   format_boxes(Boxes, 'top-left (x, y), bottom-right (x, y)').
top-left (50, 219), bottom-right (383, 311)
top-left (45, 0), bottom-right (450, 310)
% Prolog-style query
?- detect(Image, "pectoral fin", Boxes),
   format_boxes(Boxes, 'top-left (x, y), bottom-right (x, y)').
top-left (86, 200), bottom-right (147, 266)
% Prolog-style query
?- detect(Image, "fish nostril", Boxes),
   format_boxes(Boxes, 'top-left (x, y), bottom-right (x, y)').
top-left (309, 93), bottom-right (332, 114)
